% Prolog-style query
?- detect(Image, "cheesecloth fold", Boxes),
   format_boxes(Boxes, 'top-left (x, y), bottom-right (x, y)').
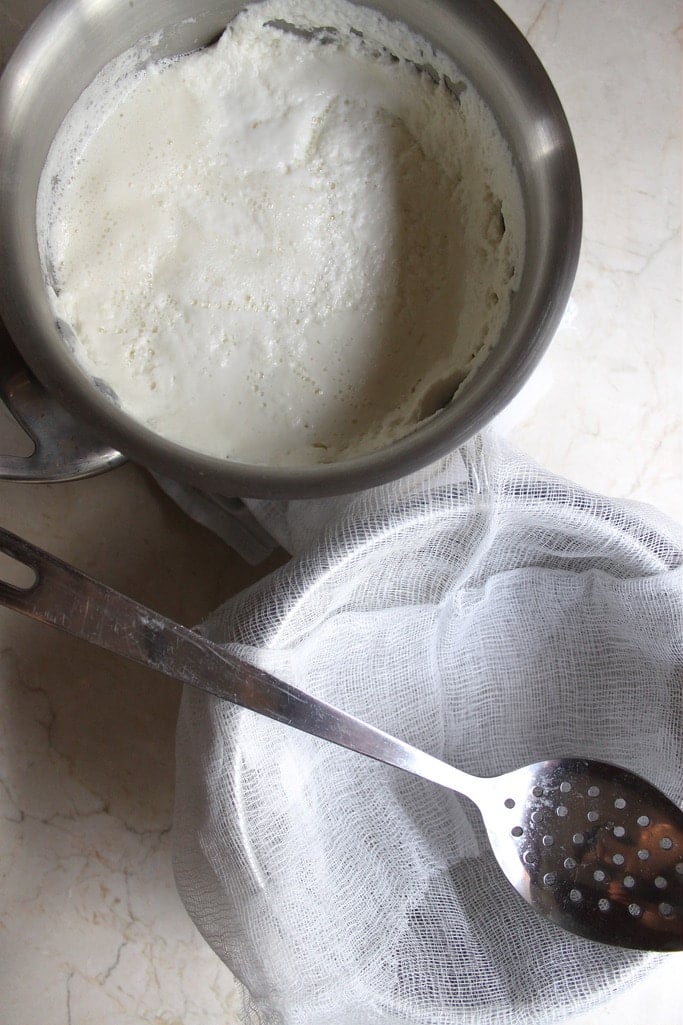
top-left (172, 432), bottom-right (682, 1025)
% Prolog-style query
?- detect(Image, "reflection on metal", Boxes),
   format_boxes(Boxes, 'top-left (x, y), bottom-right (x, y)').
top-left (0, 323), bottom-right (124, 481)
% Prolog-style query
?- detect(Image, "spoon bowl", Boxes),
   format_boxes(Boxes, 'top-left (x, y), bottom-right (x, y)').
top-left (477, 758), bottom-right (683, 951)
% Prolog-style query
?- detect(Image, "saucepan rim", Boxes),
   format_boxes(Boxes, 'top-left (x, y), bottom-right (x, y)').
top-left (0, 0), bottom-right (582, 498)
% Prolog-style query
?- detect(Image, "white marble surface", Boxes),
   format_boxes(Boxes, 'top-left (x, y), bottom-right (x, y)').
top-left (0, 1), bottom-right (681, 1023)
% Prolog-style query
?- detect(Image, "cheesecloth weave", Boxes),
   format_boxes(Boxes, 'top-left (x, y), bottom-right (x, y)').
top-left (173, 433), bottom-right (682, 1025)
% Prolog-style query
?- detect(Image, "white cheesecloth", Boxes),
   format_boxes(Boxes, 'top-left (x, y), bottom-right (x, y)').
top-left (172, 432), bottom-right (682, 1025)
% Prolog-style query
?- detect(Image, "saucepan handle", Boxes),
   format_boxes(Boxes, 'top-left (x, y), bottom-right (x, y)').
top-left (0, 326), bottom-right (277, 564)
top-left (0, 322), bottom-right (124, 481)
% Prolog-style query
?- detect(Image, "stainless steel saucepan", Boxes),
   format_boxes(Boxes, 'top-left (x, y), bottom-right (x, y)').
top-left (0, 0), bottom-right (581, 497)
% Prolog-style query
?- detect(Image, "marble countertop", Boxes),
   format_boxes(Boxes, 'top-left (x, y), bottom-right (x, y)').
top-left (0, 1), bottom-right (680, 1022)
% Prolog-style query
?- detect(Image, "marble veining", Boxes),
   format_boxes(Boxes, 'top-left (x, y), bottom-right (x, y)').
top-left (0, 1), bottom-right (681, 1023)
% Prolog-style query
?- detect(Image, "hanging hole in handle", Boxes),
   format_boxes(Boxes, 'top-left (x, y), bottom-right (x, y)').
top-left (0, 549), bottom-right (38, 590)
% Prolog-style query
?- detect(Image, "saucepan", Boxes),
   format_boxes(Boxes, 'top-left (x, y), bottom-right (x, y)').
top-left (0, 0), bottom-right (581, 498)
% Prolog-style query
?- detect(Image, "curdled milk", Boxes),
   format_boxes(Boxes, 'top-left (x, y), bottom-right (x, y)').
top-left (37, 0), bottom-right (524, 466)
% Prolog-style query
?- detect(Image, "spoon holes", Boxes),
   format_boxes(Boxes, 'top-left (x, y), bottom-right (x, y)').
top-left (593, 869), bottom-right (606, 882)
top-left (511, 826), bottom-right (523, 838)
top-left (612, 853), bottom-right (625, 866)
top-left (659, 903), bottom-right (673, 918)
top-left (659, 837), bottom-right (673, 850)
top-left (532, 787), bottom-right (544, 798)
top-left (504, 798), bottom-right (515, 809)
top-left (637, 849), bottom-right (649, 861)
top-left (543, 872), bottom-right (556, 886)
top-left (572, 833), bottom-right (585, 845)
top-left (569, 888), bottom-right (582, 903)
top-left (587, 810), bottom-right (599, 822)
top-left (628, 903), bottom-right (642, 918)
top-left (564, 857), bottom-right (576, 870)
top-left (556, 805), bottom-right (568, 817)
top-left (636, 815), bottom-right (650, 827)
top-left (654, 877), bottom-right (667, 890)
top-left (623, 875), bottom-right (635, 888)
top-left (614, 798), bottom-right (626, 810)
top-left (598, 898), bottom-right (610, 912)
top-left (613, 825), bottom-right (626, 838)
top-left (560, 781), bottom-right (571, 794)
top-left (587, 786), bottom-right (600, 797)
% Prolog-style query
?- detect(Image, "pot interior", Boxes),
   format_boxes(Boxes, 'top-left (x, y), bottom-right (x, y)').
top-left (0, 0), bottom-right (581, 497)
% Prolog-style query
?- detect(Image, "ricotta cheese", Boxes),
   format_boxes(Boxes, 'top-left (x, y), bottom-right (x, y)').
top-left (37, 0), bottom-right (524, 466)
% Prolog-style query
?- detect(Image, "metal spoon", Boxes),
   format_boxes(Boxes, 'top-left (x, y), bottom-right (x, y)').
top-left (0, 525), bottom-right (681, 952)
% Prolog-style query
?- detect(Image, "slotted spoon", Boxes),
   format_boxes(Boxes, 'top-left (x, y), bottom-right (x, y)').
top-left (0, 525), bottom-right (681, 951)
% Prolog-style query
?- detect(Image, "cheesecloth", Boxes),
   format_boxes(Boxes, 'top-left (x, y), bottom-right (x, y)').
top-left (172, 433), bottom-right (682, 1025)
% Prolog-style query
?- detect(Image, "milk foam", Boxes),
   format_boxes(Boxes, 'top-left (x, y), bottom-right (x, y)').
top-left (37, 0), bottom-right (524, 466)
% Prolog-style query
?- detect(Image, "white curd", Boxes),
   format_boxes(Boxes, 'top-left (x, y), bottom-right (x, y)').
top-left (37, 0), bottom-right (524, 466)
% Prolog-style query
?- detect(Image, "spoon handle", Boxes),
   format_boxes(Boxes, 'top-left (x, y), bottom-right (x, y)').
top-left (0, 526), bottom-right (476, 797)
